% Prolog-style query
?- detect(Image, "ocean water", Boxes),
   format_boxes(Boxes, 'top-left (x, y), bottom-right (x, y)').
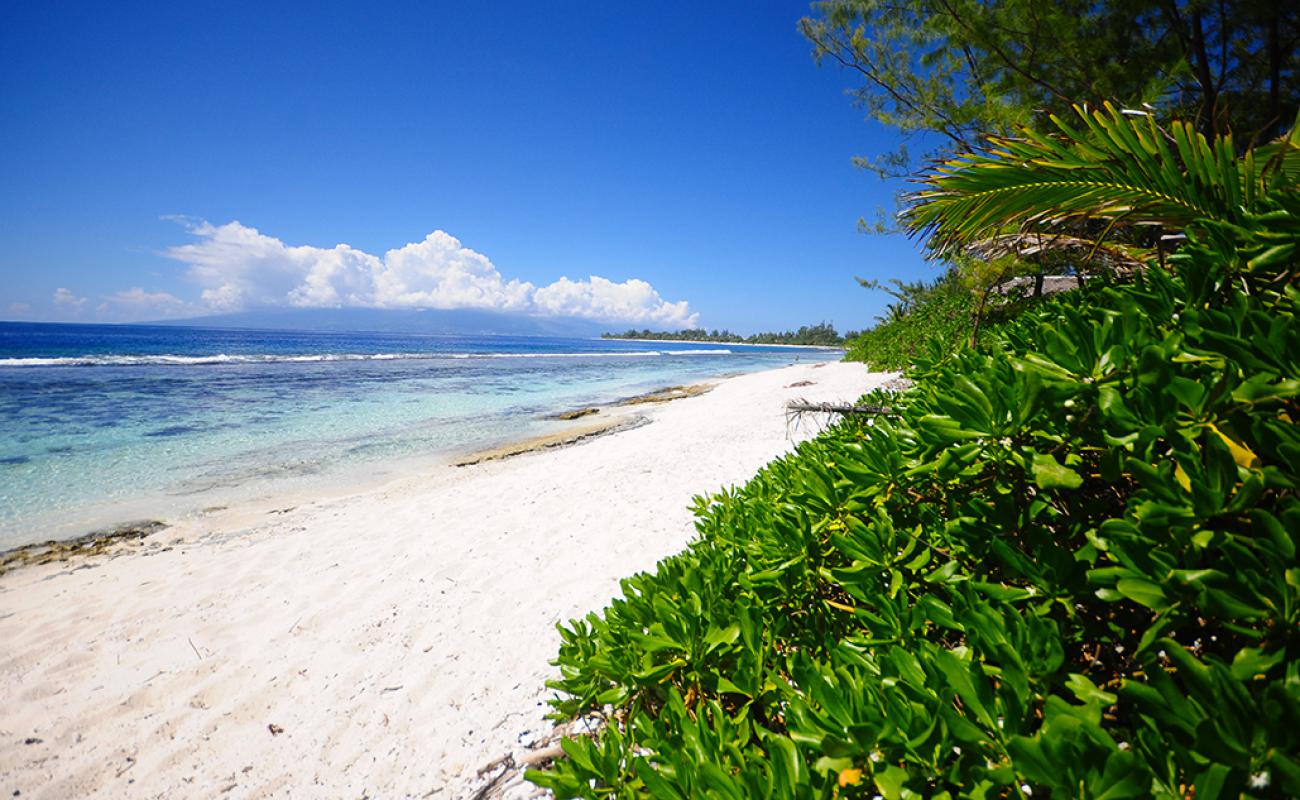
top-left (0, 321), bottom-right (837, 548)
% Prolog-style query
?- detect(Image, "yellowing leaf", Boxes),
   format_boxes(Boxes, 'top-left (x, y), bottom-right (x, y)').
top-left (1174, 462), bottom-right (1192, 492)
top-left (838, 767), bottom-right (863, 787)
top-left (1208, 423), bottom-right (1260, 468)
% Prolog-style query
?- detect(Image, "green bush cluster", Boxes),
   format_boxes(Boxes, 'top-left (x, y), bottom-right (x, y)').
top-left (837, 274), bottom-right (1029, 374)
top-left (528, 216), bottom-right (1300, 796)
top-left (842, 275), bottom-right (991, 371)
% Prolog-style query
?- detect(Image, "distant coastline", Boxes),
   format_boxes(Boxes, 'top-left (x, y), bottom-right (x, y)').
top-left (602, 322), bottom-right (853, 348)
top-left (601, 337), bottom-right (843, 351)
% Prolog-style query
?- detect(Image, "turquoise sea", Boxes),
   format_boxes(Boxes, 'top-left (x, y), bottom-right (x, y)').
top-left (0, 321), bottom-right (837, 548)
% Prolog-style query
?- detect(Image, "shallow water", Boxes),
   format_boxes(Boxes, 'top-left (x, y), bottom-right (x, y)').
top-left (0, 322), bottom-right (836, 547)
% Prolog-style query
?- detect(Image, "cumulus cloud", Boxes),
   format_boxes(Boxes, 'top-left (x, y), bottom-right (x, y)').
top-left (53, 287), bottom-right (88, 312)
top-left (158, 220), bottom-right (698, 327)
top-left (51, 286), bottom-right (89, 314)
top-left (532, 276), bottom-right (695, 325)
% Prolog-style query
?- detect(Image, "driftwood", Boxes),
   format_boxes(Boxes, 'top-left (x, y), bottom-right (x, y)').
top-left (466, 718), bottom-right (596, 799)
top-left (785, 376), bottom-right (912, 430)
top-left (786, 399), bottom-right (895, 416)
top-left (785, 399), bottom-right (897, 437)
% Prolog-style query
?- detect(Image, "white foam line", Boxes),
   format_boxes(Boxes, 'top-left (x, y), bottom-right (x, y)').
top-left (0, 349), bottom-right (737, 367)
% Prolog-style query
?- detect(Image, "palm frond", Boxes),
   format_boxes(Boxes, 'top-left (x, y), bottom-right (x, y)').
top-left (906, 104), bottom-right (1300, 257)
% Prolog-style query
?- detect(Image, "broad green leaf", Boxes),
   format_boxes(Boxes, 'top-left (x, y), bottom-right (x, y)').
top-left (1115, 577), bottom-right (1170, 610)
top-left (1031, 451), bottom-right (1083, 489)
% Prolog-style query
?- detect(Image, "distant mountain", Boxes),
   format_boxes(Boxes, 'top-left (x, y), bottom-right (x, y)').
top-left (149, 307), bottom-right (608, 338)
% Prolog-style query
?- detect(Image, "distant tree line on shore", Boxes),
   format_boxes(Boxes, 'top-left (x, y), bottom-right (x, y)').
top-left (603, 322), bottom-right (856, 347)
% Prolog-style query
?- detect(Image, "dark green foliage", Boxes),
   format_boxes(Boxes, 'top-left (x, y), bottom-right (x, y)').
top-left (605, 323), bottom-right (849, 347)
top-left (842, 272), bottom-right (1023, 371)
top-left (844, 274), bottom-right (974, 370)
top-left (802, 0), bottom-right (1300, 174)
top-left (529, 204), bottom-right (1300, 796)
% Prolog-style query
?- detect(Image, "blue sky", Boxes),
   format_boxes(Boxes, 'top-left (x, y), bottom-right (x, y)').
top-left (0, 1), bottom-right (934, 334)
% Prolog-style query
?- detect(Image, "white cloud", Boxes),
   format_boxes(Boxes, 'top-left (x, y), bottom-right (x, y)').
top-left (53, 287), bottom-right (88, 311)
top-left (158, 220), bottom-right (698, 327)
top-left (164, 219), bottom-right (341, 312)
top-left (532, 276), bottom-right (696, 326)
top-left (374, 231), bottom-right (535, 312)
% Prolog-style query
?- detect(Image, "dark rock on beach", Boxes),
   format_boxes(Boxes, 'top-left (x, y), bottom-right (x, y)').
top-left (0, 520), bottom-right (168, 576)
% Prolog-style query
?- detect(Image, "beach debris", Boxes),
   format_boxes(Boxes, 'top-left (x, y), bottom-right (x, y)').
top-left (466, 751), bottom-right (521, 799)
top-left (786, 399), bottom-right (896, 417)
top-left (188, 637), bottom-right (203, 661)
top-left (785, 398), bottom-right (899, 436)
top-left (785, 380), bottom-right (816, 388)
top-left (467, 719), bottom-right (590, 798)
top-left (785, 377), bottom-right (909, 421)
top-left (518, 743), bottom-right (565, 767)
top-left (491, 712), bottom-right (524, 730)
top-left (267, 724), bottom-right (284, 736)
top-left (0, 520), bottom-right (167, 576)
top-left (21, 738), bottom-right (41, 746)
top-left (553, 407), bottom-right (599, 420)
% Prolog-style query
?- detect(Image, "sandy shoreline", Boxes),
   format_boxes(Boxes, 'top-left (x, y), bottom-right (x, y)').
top-left (0, 361), bottom-right (891, 798)
top-left (0, 384), bottom-right (713, 571)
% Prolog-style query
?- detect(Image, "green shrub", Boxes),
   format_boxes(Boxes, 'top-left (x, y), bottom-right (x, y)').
top-left (529, 109), bottom-right (1300, 799)
top-left (843, 273), bottom-right (1028, 371)
top-left (529, 234), bottom-right (1299, 799)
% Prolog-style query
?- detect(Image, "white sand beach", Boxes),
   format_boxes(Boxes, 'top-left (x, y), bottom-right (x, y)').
top-left (0, 361), bottom-right (891, 798)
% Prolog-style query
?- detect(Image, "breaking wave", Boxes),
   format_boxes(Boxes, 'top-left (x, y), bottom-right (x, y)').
top-left (0, 349), bottom-right (735, 367)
